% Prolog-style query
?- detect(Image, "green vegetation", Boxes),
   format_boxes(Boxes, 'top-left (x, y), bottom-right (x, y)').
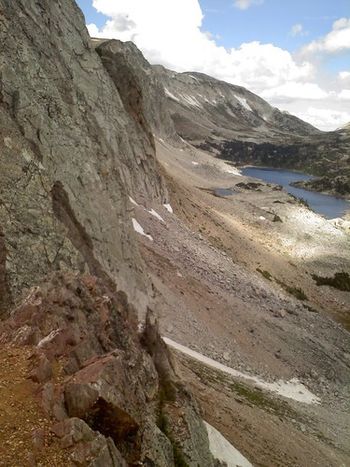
top-left (275, 278), bottom-right (308, 301)
top-left (256, 269), bottom-right (308, 301)
top-left (256, 268), bottom-right (272, 281)
top-left (187, 358), bottom-right (300, 420)
top-left (173, 444), bottom-right (190, 467)
top-left (312, 272), bottom-right (350, 292)
top-left (298, 197), bottom-right (310, 208)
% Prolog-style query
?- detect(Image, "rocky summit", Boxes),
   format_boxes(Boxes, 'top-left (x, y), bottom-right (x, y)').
top-left (0, 1), bottom-right (350, 466)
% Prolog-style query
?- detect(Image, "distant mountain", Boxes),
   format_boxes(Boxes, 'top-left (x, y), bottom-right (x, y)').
top-left (154, 67), bottom-right (319, 144)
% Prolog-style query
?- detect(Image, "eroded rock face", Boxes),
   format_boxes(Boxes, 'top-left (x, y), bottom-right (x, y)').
top-left (94, 39), bottom-right (178, 144)
top-left (0, 0), bottom-right (168, 309)
top-left (0, 272), bottom-right (215, 466)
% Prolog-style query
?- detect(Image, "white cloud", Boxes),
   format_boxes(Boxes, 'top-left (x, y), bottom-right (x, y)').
top-left (302, 17), bottom-right (350, 54)
top-left (262, 82), bottom-right (328, 101)
top-left (89, 0), bottom-right (314, 93)
top-left (290, 23), bottom-right (306, 37)
top-left (88, 1), bottom-right (350, 131)
top-left (339, 71), bottom-right (350, 81)
top-left (295, 107), bottom-right (350, 131)
top-left (338, 89), bottom-right (350, 100)
top-left (87, 23), bottom-right (100, 36)
top-left (233, 0), bottom-right (263, 10)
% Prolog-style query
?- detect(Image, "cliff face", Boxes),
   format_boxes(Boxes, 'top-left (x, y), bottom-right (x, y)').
top-left (0, 0), bottom-right (169, 310)
top-left (0, 0), bottom-right (218, 464)
top-left (94, 39), bottom-right (178, 143)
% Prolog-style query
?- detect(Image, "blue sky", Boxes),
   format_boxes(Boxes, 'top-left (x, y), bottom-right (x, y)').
top-left (77, 0), bottom-right (350, 130)
top-left (201, 0), bottom-right (348, 52)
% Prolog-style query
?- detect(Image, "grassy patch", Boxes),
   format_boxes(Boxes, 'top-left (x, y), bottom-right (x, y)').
top-left (298, 197), bottom-right (310, 208)
top-left (275, 279), bottom-right (308, 301)
top-left (256, 268), bottom-right (272, 281)
top-left (186, 359), bottom-right (300, 420)
top-left (312, 272), bottom-right (350, 292)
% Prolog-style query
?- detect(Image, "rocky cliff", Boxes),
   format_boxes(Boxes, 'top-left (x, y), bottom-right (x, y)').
top-left (0, 0), bottom-right (169, 312)
top-left (0, 272), bottom-right (216, 466)
top-left (0, 0), bottom-right (217, 464)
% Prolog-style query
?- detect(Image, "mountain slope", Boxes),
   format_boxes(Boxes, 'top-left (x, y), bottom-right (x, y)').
top-left (154, 67), bottom-right (319, 143)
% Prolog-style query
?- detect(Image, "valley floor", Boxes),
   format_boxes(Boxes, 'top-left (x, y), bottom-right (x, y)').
top-left (131, 139), bottom-right (350, 466)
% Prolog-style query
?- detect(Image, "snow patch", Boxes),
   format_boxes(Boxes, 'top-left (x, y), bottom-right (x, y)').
top-left (221, 164), bottom-right (241, 176)
top-left (148, 209), bottom-right (165, 223)
top-left (132, 218), bottom-right (153, 241)
top-left (259, 216), bottom-right (266, 221)
top-left (181, 94), bottom-right (202, 108)
top-left (163, 337), bottom-right (320, 404)
top-left (38, 329), bottom-right (61, 348)
top-left (234, 95), bottom-right (253, 112)
top-left (163, 203), bottom-right (173, 214)
top-left (192, 161), bottom-right (199, 166)
top-left (129, 196), bottom-right (138, 207)
top-left (205, 422), bottom-right (252, 467)
top-left (164, 88), bottom-right (180, 102)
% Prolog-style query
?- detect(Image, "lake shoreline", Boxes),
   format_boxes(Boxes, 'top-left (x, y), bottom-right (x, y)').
top-left (238, 164), bottom-right (350, 201)
top-left (241, 166), bottom-right (350, 219)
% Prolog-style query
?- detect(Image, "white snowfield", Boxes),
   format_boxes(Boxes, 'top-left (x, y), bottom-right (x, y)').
top-left (163, 203), bottom-right (174, 213)
top-left (148, 208), bottom-right (165, 223)
top-left (132, 218), bottom-right (153, 241)
top-left (205, 422), bottom-right (253, 467)
top-left (129, 196), bottom-right (139, 206)
top-left (234, 95), bottom-right (253, 112)
top-left (164, 88), bottom-right (180, 102)
top-left (163, 337), bottom-right (320, 404)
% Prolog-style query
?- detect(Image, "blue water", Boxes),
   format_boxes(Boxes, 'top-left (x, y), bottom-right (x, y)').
top-left (241, 167), bottom-right (350, 219)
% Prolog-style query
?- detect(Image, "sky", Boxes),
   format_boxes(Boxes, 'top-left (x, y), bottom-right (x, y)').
top-left (77, 0), bottom-right (350, 131)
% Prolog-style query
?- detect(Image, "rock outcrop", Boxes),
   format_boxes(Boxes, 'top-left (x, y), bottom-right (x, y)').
top-left (0, 0), bottom-right (168, 310)
top-left (94, 39), bottom-right (178, 144)
top-left (0, 272), bottom-right (215, 465)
